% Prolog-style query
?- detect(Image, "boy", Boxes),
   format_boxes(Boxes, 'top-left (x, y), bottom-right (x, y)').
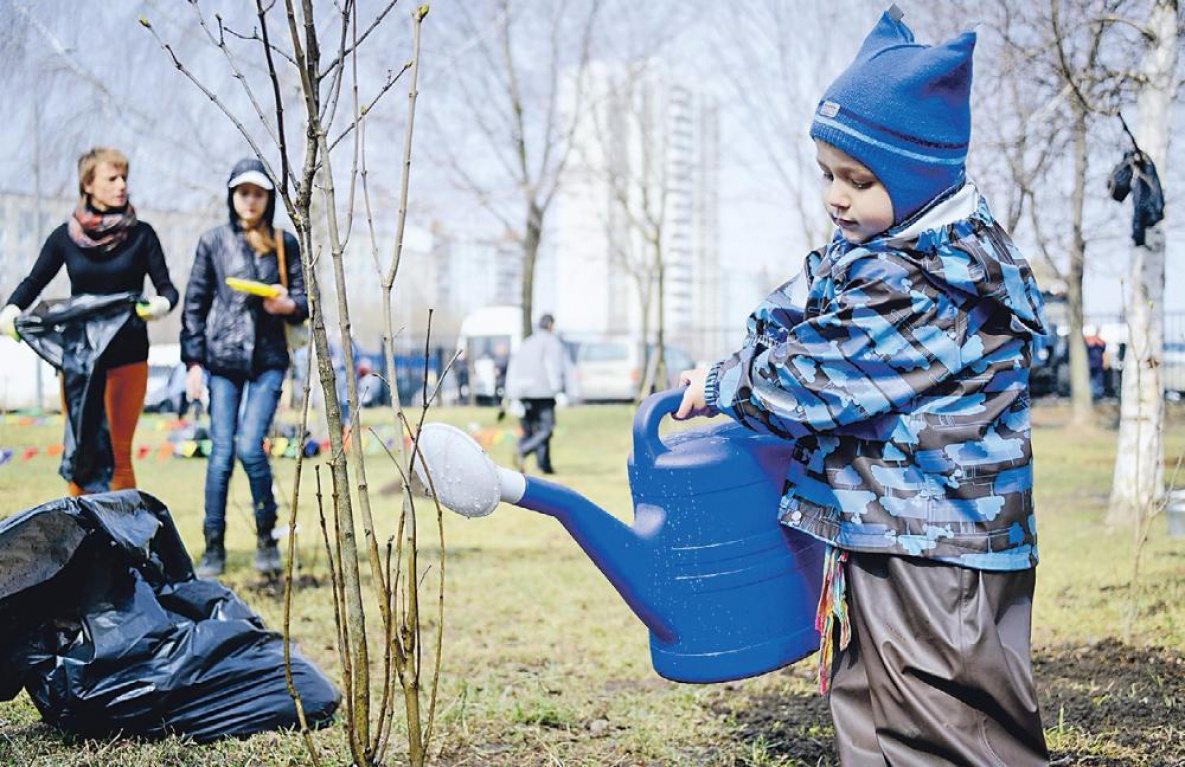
top-left (677, 6), bottom-right (1050, 764)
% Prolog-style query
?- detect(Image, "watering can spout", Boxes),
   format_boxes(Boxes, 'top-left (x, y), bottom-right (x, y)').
top-left (413, 423), bottom-right (676, 642)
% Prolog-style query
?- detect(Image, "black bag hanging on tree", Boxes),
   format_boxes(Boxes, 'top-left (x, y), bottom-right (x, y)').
top-left (1107, 113), bottom-right (1165, 247)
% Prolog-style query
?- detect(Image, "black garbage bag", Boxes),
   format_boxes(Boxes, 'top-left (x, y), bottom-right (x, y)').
top-left (14, 293), bottom-right (139, 490)
top-left (0, 490), bottom-right (339, 742)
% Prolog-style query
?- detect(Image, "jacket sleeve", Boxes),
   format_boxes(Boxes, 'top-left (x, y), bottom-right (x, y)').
top-left (561, 341), bottom-right (580, 401)
top-left (546, 335), bottom-right (567, 395)
top-left (180, 233), bottom-right (215, 367)
top-left (706, 251), bottom-right (974, 439)
top-left (503, 352), bottom-right (520, 400)
top-left (141, 223), bottom-right (180, 309)
top-left (282, 231), bottom-right (309, 323)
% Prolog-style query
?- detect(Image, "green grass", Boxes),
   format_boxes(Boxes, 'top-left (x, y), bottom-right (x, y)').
top-left (1, 402), bottom-right (1183, 765)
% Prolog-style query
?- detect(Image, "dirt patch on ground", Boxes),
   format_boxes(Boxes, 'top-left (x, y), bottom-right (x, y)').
top-left (713, 639), bottom-right (1185, 766)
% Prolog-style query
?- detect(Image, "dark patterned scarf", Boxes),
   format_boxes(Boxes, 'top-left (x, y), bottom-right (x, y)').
top-left (67, 202), bottom-right (138, 252)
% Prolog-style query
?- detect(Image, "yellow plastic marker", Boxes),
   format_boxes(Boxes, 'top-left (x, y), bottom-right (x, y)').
top-left (225, 277), bottom-right (282, 298)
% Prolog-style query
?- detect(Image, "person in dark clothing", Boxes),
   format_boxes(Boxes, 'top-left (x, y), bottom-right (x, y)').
top-left (180, 157), bottom-right (308, 577)
top-left (1084, 325), bottom-right (1108, 400)
top-left (1, 146), bottom-right (178, 495)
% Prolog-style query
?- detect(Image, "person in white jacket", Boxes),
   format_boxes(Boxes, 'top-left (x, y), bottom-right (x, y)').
top-left (503, 314), bottom-right (576, 474)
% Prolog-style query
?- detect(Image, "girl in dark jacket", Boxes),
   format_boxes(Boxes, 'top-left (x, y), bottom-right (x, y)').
top-left (1, 146), bottom-right (177, 495)
top-left (180, 158), bottom-right (308, 577)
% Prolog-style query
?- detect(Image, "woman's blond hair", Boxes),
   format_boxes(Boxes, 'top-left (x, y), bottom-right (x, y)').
top-left (241, 221), bottom-right (277, 255)
top-left (77, 146), bottom-right (129, 200)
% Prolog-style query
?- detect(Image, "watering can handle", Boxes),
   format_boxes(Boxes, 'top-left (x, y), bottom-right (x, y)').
top-left (632, 388), bottom-right (686, 466)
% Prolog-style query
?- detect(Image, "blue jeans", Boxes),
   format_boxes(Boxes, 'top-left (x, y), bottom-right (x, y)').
top-left (203, 368), bottom-right (285, 540)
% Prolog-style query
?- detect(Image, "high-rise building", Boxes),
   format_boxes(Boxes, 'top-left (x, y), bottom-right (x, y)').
top-left (553, 60), bottom-right (720, 360)
top-left (431, 227), bottom-right (522, 320)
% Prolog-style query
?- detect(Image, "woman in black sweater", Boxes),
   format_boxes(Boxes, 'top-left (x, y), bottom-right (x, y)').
top-left (1, 146), bottom-right (178, 495)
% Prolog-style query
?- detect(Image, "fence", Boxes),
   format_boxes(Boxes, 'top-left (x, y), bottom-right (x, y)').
top-left (353, 312), bottom-right (1185, 409)
top-left (1032, 310), bottom-right (1185, 399)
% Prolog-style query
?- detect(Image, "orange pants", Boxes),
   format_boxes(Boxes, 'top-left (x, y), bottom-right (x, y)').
top-left (67, 361), bottom-right (148, 496)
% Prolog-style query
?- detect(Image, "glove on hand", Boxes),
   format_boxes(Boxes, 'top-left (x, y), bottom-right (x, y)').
top-left (136, 295), bottom-right (172, 320)
top-left (0, 304), bottom-right (20, 340)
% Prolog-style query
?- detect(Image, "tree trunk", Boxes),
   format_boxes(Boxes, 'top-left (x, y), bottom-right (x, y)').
top-left (633, 270), bottom-right (654, 404)
top-left (653, 248), bottom-right (667, 393)
top-left (520, 201), bottom-right (543, 341)
top-left (1107, 0), bottom-right (1177, 526)
top-left (1067, 100), bottom-right (1092, 423)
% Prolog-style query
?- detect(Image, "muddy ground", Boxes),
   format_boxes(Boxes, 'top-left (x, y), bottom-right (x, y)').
top-left (712, 639), bottom-right (1185, 766)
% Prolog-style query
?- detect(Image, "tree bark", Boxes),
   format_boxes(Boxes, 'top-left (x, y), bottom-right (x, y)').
top-left (521, 201), bottom-right (543, 340)
top-left (1067, 99), bottom-right (1092, 423)
top-left (1107, 0), bottom-right (1177, 526)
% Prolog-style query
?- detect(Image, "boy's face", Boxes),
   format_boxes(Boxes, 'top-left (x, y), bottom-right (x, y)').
top-left (815, 140), bottom-right (894, 243)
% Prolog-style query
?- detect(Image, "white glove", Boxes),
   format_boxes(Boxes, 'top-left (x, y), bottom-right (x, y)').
top-left (555, 392), bottom-right (570, 408)
top-left (136, 295), bottom-right (172, 320)
top-left (0, 304), bottom-right (20, 340)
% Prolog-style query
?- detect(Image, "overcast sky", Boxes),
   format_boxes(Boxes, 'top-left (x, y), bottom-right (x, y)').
top-left (1, 0), bottom-right (1180, 320)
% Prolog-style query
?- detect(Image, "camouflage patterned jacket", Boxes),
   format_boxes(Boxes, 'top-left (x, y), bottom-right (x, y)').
top-left (705, 185), bottom-right (1047, 571)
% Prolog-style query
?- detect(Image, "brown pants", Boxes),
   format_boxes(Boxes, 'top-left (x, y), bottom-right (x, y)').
top-left (66, 361), bottom-right (148, 496)
top-left (829, 553), bottom-right (1048, 766)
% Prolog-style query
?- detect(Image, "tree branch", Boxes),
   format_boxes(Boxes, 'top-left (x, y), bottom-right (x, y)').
top-left (140, 17), bottom-right (277, 184)
top-left (317, 0), bottom-right (400, 80)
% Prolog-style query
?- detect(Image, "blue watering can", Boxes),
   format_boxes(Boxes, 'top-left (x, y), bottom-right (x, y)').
top-left (415, 388), bottom-right (824, 683)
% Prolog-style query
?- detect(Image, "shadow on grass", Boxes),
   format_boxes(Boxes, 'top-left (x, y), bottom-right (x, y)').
top-left (711, 639), bottom-right (1185, 766)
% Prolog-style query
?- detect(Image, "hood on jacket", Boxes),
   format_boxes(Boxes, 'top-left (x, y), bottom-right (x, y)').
top-left (844, 183), bottom-right (1047, 340)
top-left (226, 158), bottom-right (277, 233)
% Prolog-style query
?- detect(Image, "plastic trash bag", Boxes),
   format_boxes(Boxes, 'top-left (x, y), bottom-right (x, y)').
top-left (14, 292), bottom-right (139, 490)
top-left (0, 490), bottom-right (339, 741)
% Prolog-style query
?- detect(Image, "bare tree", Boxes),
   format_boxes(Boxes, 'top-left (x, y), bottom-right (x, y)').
top-left (1107, 0), bottom-right (1179, 526)
top-left (707, 0), bottom-right (882, 254)
top-left (580, 61), bottom-right (683, 399)
top-left (944, 0), bottom-right (1179, 518)
top-left (429, 0), bottom-right (602, 340)
top-left (144, 3), bottom-right (441, 765)
top-left (1047, 0), bottom-right (1129, 425)
top-left (943, 0), bottom-right (1137, 423)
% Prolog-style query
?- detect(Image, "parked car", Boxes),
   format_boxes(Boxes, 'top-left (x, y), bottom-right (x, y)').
top-left (457, 306), bottom-right (521, 405)
top-left (1164, 340), bottom-right (1185, 400)
top-left (573, 338), bottom-right (694, 402)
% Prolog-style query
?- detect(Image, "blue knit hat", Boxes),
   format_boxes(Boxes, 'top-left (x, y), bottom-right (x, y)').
top-left (809, 5), bottom-right (976, 224)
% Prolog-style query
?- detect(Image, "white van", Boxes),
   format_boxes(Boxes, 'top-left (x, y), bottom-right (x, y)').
top-left (572, 337), bottom-right (693, 402)
top-left (456, 306), bottom-right (523, 404)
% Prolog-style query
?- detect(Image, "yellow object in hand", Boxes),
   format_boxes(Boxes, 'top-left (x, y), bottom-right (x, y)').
top-left (225, 277), bottom-right (282, 298)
